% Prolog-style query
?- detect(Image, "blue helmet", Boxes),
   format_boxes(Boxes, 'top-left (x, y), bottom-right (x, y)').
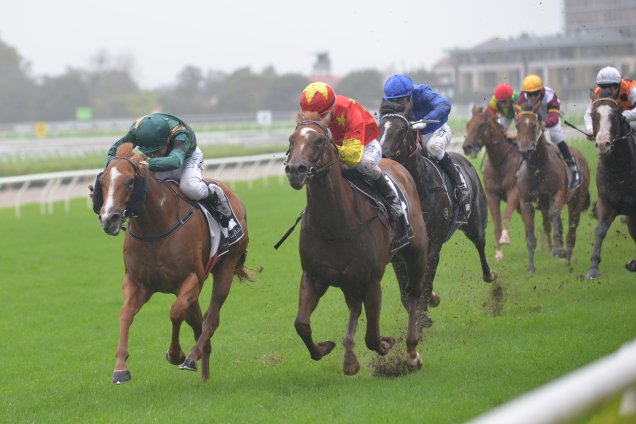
top-left (384, 74), bottom-right (414, 99)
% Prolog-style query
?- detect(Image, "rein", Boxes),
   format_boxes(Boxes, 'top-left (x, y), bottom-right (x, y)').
top-left (380, 113), bottom-right (418, 162)
top-left (592, 98), bottom-right (631, 148)
top-left (516, 111), bottom-right (544, 156)
top-left (109, 156), bottom-right (196, 243)
top-left (290, 119), bottom-right (341, 179)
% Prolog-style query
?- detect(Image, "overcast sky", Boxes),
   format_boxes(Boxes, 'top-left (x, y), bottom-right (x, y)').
top-left (1, 0), bottom-right (564, 89)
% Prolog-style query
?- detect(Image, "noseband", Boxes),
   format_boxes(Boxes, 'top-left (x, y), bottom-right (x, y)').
top-left (380, 113), bottom-right (418, 162)
top-left (288, 119), bottom-right (340, 179)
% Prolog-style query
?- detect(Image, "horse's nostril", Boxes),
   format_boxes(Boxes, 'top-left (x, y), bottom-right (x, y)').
top-left (284, 165), bottom-right (290, 174)
top-left (297, 164), bottom-right (308, 174)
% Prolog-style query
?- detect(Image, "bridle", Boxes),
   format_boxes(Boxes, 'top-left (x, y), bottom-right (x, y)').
top-left (516, 111), bottom-right (543, 156)
top-left (105, 156), bottom-right (147, 219)
top-left (380, 113), bottom-right (419, 162)
top-left (592, 97), bottom-right (631, 150)
top-left (287, 119), bottom-right (341, 179)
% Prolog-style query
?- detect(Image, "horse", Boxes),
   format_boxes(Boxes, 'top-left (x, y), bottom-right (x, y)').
top-left (585, 96), bottom-right (636, 279)
top-left (514, 110), bottom-right (590, 273)
top-left (96, 143), bottom-right (252, 383)
top-left (284, 111), bottom-right (429, 374)
top-left (463, 105), bottom-right (522, 261)
top-left (378, 101), bottom-right (495, 328)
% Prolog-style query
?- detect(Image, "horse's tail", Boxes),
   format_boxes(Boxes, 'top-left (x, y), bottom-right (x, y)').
top-left (234, 250), bottom-right (261, 282)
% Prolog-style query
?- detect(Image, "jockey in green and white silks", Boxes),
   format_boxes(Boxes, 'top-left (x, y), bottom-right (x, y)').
top-left (105, 112), bottom-right (232, 227)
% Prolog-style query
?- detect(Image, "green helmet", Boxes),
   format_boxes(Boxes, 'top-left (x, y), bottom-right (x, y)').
top-left (135, 114), bottom-right (170, 155)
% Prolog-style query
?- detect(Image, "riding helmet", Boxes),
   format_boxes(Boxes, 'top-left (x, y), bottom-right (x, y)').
top-left (494, 84), bottom-right (514, 101)
top-left (383, 74), bottom-right (414, 100)
top-left (522, 74), bottom-right (544, 93)
top-left (135, 114), bottom-right (171, 154)
top-left (300, 82), bottom-right (336, 114)
top-left (596, 66), bottom-right (621, 85)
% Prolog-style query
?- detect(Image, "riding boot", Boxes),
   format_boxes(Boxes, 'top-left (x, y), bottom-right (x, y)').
top-left (373, 173), bottom-right (412, 250)
top-left (438, 152), bottom-right (470, 220)
top-left (557, 142), bottom-right (582, 190)
top-left (206, 184), bottom-right (233, 228)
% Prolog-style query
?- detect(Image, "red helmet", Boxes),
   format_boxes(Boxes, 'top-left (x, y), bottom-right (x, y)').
top-left (494, 84), bottom-right (514, 101)
top-left (300, 82), bottom-right (336, 114)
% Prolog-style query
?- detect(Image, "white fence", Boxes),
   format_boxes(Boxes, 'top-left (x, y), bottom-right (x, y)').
top-left (0, 153), bottom-right (287, 218)
top-left (467, 339), bottom-right (636, 423)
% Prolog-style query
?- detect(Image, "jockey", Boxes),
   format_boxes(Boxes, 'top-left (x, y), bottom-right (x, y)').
top-left (105, 112), bottom-right (233, 227)
top-left (382, 74), bottom-right (470, 219)
top-left (299, 81), bottom-right (411, 248)
top-left (584, 66), bottom-right (636, 137)
top-left (517, 74), bottom-right (582, 190)
top-left (488, 83), bottom-right (519, 137)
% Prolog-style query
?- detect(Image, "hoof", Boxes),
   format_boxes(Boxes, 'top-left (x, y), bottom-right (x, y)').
top-left (311, 341), bottom-right (336, 360)
top-left (586, 268), bottom-right (602, 280)
top-left (484, 270), bottom-right (497, 283)
top-left (626, 260), bottom-right (636, 272)
top-left (112, 369), bottom-right (131, 384)
top-left (418, 314), bottom-right (433, 330)
top-left (343, 352), bottom-right (360, 376)
top-left (495, 249), bottom-right (503, 262)
top-left (405, 352), bottom-right (422, 371)
top-left (166, 350), bottom-right (186, 365)
top-left (429, 292), bottom-right (441, 308)
top-left (178, 357), bottom-right (198, 372)
top-left (551, 248), bottom-right (567, 259)
top-left (378, 336), bottom-right (395, 356)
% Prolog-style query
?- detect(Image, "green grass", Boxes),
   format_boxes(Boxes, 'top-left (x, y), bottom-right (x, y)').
top-left (1, 143), bottom-right (635, 423)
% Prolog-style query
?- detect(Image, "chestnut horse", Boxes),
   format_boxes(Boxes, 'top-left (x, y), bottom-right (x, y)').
top-left (585, 97), bottom-right (636, 279)
top-left (378, 102), bottom-right (495, 329)
top-left (285, 112), bottom-right (429, 374)
top-left (463, 105), bottom-right (522, 261)
top-left (515, 110), bottom-right (590, 273)
top-left (97, 143), bottom-right (252, 383)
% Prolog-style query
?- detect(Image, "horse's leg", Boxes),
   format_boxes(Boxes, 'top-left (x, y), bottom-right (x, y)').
top-left (181, 262), bottom-right (233, 381)
top-left (403, 250), bottom-right (426, 370)
top-left (113, 277), bottom-right (151, 384)
top-left (183, 300), bottom-right (210, 379)
top-left (586, 203), bottom-right (617, 280)
top-left (341, 290), bottom-right (362, 376)
top-left (166, 273), bottom-right (201, 366)
top-left (520, 201), bottom-right (537, 273)
top-left (625, 215), bottom-right (636, 272)
top-left (362, 281), bottom-right (394, 356)
top-left (486, 192), bottom-right (505, 261)
top-left (502, 187), bottom-right (522, 246)
top-left (549, 197), bottom-right (567, 258)
top-left (464, 208), bottom-right (496, 283)
top-left (564, 199), bottom-right (584, 265)
top-left (417, 245), bottom-right (442, 332)
top-left (294, 272), bottom-right (335, 361)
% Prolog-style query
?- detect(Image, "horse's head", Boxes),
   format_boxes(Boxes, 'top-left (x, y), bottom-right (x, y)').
top-left (515, 108), bottom-right (542, 161)
top-left (463, 105), bottom-right (489, 158)
top-left (285, 111), bottom-right (336, 190)
top-left (590, 97), bottom-right (629, 156)
top-left (98, 143), bottom-right (148, 236)
top-left (378, 100), bottom-right (415, 162)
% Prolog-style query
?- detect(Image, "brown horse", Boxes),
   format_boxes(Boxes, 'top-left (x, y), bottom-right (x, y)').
top-left (515, 110), bottom-right (590, 273)
top-left (284, 112), bottom-right (429, 374)
top-left (463, 105), bottom-right (522, 261)
top-left (378, 102), bottom-right (495, 329)
top-left (585, 97), bottom-right (636, 279)
top-left (96, 143), bottom-right (252, 383)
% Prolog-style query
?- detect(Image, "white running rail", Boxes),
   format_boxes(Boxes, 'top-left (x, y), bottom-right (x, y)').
top-left (0, 153), bottom-right (288, 218)
top-left (466, 338), bottom-right (636, 424)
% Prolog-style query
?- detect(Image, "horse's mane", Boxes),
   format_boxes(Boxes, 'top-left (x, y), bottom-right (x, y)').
top-left (379, 99), bottom-right (406, 115)
top-left (115, 142), bottom-right (147, 163)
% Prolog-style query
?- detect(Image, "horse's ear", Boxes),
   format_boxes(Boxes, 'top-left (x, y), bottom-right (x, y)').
top-left (295, 112), bottom-right (304, 125)
top-left (472, 104), bottom-right (479, 114)
top-left (589, 88), bottom-right (597, 101)
top-left (320, 110), bottom-right (332, 126)
top-left (404, 100), bottom-right (413, 119)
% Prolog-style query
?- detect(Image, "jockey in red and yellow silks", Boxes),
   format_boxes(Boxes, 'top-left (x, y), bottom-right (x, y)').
top-left (299, 81), bottom-right (411, 250)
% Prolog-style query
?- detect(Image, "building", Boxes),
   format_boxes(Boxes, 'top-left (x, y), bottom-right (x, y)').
top-left (435, 1), bottom-right (636, 107)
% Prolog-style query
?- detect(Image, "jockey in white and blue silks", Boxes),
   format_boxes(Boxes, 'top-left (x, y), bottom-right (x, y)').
top-left (382, 74), bottom-right (469, 218)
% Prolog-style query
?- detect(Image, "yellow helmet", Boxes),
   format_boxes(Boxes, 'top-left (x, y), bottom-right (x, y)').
top-left (522, 74), bottom-right (543, 93)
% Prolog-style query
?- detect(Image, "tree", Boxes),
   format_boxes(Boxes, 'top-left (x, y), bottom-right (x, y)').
top-left (34, 70), bottom-right (91, 121)
top-left (262, 73), bottom-right (309, 111)
top-left (335, 69), bottom-right (384, 110)
top-left (0, 38), bottom-right (36, 122)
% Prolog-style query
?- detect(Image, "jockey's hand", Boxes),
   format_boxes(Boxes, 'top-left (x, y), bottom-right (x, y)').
top-left (586, 132), bottom-right (595, 141)
top-left (540, 121), bottom-right (547, 128)
top-left (505, 128), bottom-right (517, 139)
top-left (139, 160), bottom-right (148, 167)
top-left (88, 184), bottom-right (94, 199)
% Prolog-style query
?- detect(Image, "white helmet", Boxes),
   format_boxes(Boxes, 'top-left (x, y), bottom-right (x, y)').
top-left (596, 66), bottom-right (621, 85)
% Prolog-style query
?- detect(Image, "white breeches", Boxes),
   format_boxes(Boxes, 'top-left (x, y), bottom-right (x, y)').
top-left (421, 123), bottom-right (453, 160)
top-left (154, 147), bottom-right (209, 200)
